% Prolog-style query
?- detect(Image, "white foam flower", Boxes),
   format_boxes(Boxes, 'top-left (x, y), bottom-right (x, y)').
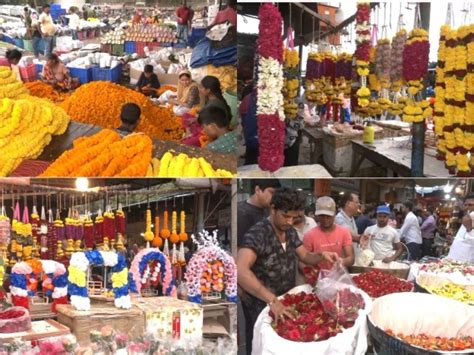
top-left (41, 260), bottom-right (57, 275)
top-left (101, 251), bottom-right (118, 267)
top-left (70, 295), bottom-right (90, 311)
top-left (70, 252), bottom-right (90, 272)
top-left (115, 295), bottom-right (131, 309)
top-left (257, 57), bottom-right (284, 118)
top-left (10, 286), bottom-right (28, 297)
top-left (53, 286), bottom-right (68, 298)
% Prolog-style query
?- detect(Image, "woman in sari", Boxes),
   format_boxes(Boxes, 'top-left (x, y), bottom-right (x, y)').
top-left (41, 53), bottom-right (80, 91)
top-left (157, 70), bottom-right (201, 116)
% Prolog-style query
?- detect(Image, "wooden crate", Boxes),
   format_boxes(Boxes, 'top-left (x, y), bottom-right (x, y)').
top-left (56, 304), bottom-right (145, 344)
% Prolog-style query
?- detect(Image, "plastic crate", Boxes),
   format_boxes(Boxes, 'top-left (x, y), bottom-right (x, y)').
top-left (69, 66), bottom-right (93, 84)
top-left (124, 41), bottom-right (136, 54)
top-left (35, 64), bottom-right (43, 78)
top-left (19, 64), bottom-right (36, 82)
top-left (13, 38), bottom-right (23, 49)
top-left (77, 31), bottom-right (86, 41)
top-left (136, 42), bottom-right (147, 56)
top-left (112, 44), bottom-right (124, 56)
top-left (92, 64), bottom-right (122, 83)
top-left (100, 43), bottom-right (112, 54)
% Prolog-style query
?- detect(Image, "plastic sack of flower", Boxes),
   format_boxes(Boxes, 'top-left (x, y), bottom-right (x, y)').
top-left (315, 263), bottom-right (365, 324)
top-left (354, 237), bottom-right (375, 267)
top-left (0, 306), bottom-right (32, 333)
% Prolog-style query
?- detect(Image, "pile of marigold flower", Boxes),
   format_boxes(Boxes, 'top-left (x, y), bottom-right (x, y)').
top-left (60, 82), bottom-right (183, 141)
top-left (40, 129), bottom-right (152, 177)
top-left (24, 81), bottom-right (70, 102)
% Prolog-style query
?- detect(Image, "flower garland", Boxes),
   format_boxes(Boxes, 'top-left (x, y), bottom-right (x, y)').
top-left (103, 210), bottom-right (115, 251)
top-left (152, 215), bottom-right (163, 248)
top-left (115, 206), bottom-right (126, 250)
top-left (0, 207), bottom-right (11, 265)
top-left (178, 210), bottom-right (187, 266)
top-left (83, 216), bottom-right (94, 251)
top-left (283, 47), bottom-right (299, 119)
top-left (256, 3), bottom-right (285, 172)
top-left (129, 248), bottom-right (176, 296)
top-left (9, 203), bottom-right (33, 265)
top-left (54, 216), bottom-right (65, 259)
top-left (184, 230), bottom-right (237, 304)
top-left (355, 2), bottom-right (371, 110)
top-left (0, 67), bottom-right (28, 99)
top-left (434, 25), bottom-right (449, 161)
top-left (68, 250), bottom-right (131, 311)
top-left (467, 24), bottom-right (474, 174)
top-left (10, 259), bottom-right (68, 312)
top-left (143, 208), bottom-right (154, 244)
top-left (390, 29), bottom-right (407, 93)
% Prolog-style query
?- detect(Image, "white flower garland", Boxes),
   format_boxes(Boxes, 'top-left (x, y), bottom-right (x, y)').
top-left (257, 57), bottom-right (285, 119)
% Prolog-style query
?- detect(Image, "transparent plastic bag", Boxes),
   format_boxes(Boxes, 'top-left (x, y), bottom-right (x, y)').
top-left (315, 264), bottom-right (365, 324)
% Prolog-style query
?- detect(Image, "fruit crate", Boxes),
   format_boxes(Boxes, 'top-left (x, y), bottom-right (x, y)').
top-left (124, 41), bottom-right (136, 54)
top-left (69, 66), bottom-right (93, 84)
top-left (92, 64), bottom-right (122, 83)
top-left (19, 64), bottom-right (36, 82)
top-left (111, 44), bottom-right (124, 56)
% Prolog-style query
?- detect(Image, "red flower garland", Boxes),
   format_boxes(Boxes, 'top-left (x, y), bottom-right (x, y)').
top-left (403, 38), bottom-right (430, 81)
top-left (256, 3), bottom-right (285, 172)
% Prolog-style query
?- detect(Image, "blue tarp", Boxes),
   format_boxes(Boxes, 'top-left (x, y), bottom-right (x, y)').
top-left (190, 37), bottom-right (236, 68)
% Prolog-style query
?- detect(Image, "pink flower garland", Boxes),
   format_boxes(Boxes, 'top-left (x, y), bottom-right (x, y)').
top-left (256, 3), bottom-right (285, 172)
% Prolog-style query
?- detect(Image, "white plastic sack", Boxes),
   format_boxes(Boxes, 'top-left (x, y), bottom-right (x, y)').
top-left (252, 284), bottom-right (372, 355)
top-left (369, 292), bottom-right (474, 354)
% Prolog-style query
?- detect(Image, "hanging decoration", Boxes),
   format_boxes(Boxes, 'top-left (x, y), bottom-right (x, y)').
top-left (305, 52), bottom-right (327, 105)
top-left (178, 210), bottom-right (187, 266)
top-left (434, 25), bottom-right (449, 162)
top-left (0, 205), bottom-right (10, 267)
top-left (65, 214), bottom-right (75, 257)
top-left (256, 3), bottom-right (285, 172)
top-left (47, 209), bottom-right (57, 260)
top-left (115, 205), bottom-right (126, 251)
top-left (402, 29), bottom-right (430, 98)
top-left (152, 215), bottom-right (163, 248)
top-left (143, 208), bottom-right (154, 245)
top-left (10, 203), bottom-right (33, 265)
top-left (54, 214), bottom-right (65, 259)
top-left (94, 211), bottom-right (104, 249)
top-left (355, 2), bottom-right (372, 110)
top-left (129, 248), bottom-right (177, 296)
top-left (161, 209), bottom-right (170, 258)
top-left (169, 210), bottom-right (180, 266)
top-left (185, 230), bottom-right (237, 304)
top-left (283, 26), bottom-right (300, 119)
top-left (103, 208), bottom-right (115, 251)
top-left (83, 215), bottom-right (94, 251)
top-left (30, 206), bottom-right (39, 259)
top-left (390, 29), bottom-right (407, 93)
top-left (39, 206), bottom-right (48, 260)
top-left (68, 250), bottom-right (131, 311)
top-left (10, 259), bottom-right (68, 312)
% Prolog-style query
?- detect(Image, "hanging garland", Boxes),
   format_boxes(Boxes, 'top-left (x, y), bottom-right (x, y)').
top-left (305, 52), bottom-right (327, 105)
top-left (54, 216), bottom-right (65, 259)
top-left (152, 215), bottom-right (163, 248)
top-left (283, 44), bottom-right (300, 119)
top-left (178, 210), bottom-right (187, 266)
top-left (143, 208), bottom-right (154, 245)
top-left (115, 206), bottom-right (126, 251)
top-left (434, 25), bottom-right (449, 162)
top-left (94, 212), bottom-right (104, 248)
top-left (83, 216), bottom-right (94, 250)
top-left (103, 210), bottom-right (115, 251)
top-left (0, 206), bottom-right (10, 266)
top-left (256, 3), bottom-right (285, 172)
top-left (467, 25), bottom-right (474, 174)
top-left (68, 250), bottom-right (131, 311)
top-left (355, 2), bottom-right (372, 110)
top-left (10, 203), bottom-right (33, 265)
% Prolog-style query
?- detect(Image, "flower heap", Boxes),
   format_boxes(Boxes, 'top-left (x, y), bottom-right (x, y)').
top-left (40, 130), bottom-right (153, 177)
top-left (305, 52), bottom-right (326, 105)
top-left (401, 28), bottom-right (431, 124)
top-left (355, 2), bottom-right (372, 110)
top-left (0, 68), bottom-right (70, 177)
top-left (129, 248), bottom-right (177, 296)
top-left (185, 230), bottom-right (237, 304)
top-left (389, 29), bottom-right (408, 117)
top-left (10, 259), bottom-right (68, 312)
top-left (283, 47), bottom-right (300, 119)
top-left (256, 3), bottom-right (285, 172)
top-left (375, 38), bottom-right (392, 111)
top-left (24, 81), bottom-right (69, 103)
top-left (68, 250), bottom-right (131, 311)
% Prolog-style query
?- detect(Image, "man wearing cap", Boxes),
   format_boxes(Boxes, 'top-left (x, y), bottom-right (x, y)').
top-left (302, 196), bottom-right (354, 270)
top-left (362, 205), bottom-right (404, 263)
top-left (237, 188), bottom-right (339, 355)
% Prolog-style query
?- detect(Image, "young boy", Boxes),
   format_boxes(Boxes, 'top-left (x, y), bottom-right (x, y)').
top-left (198, 106), bottom-right (236, 154)
top-left (136, 64), bottom-right (160, 97)
top-left (116, 103), bottom-right (141, 137)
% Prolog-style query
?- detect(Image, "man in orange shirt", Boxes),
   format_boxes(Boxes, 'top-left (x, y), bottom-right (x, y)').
top-left (302, 196), bottom-right (355, 270)
top-left (211, 0), bottom-right (237, 27)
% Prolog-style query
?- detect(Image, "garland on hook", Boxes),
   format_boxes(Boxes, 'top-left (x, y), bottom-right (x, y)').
top-left (355, 2), bottom-right (372, 110)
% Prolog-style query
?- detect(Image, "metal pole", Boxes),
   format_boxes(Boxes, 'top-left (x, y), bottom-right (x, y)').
top-left (196, 192), bottom-right (205, 232)
top-left (231, 180), bottom-right (237, 259)
top-left (411, 2), bottom-right (430, 177)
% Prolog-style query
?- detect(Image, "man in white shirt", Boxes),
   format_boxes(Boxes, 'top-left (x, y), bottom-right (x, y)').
top-left (335, 192), bottom-right (361, 243)
top-left (399, 201), bottom-right (422, 260)
top-left (363, 205), bottom-right (403, 262)
top-left (68, 7), bottom-right (80, 40)
top-left (39, 4), bottom-right (57, 57)
top-left (448, 194), bottom-right (474, 263)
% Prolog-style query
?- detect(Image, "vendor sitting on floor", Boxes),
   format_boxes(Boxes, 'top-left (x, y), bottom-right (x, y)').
top-left (0, 49), bottom-right (22, 68)
top-left (136, 64), bottom-right (160, 97)
top-left (200, 75), bottom-right (232, 121)
top-left (198, 106), bottom-right (237, 154)
top-left (116, 103), bottom-right (141, 137)
top-left (41, 53), bottom-right (80, 91)
top-left (157, 70), bottom-right (200, 116)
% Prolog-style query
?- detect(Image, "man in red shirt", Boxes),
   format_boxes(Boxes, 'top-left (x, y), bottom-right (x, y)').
top-left (211, 0), bottom-right (237, 27)
top-left (301, 196), bottom-right (355, 270)
top-left (176, 0), bottom-right (194, 44)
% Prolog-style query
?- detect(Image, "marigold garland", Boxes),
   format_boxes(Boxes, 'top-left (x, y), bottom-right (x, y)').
top-left (60, 82), bottom-right (183, 141)
top-left (40, 129), bottom-right (152, 177)
top-left (283, 48), bottom-right (300, 119)
top-left (0, 67), bottom-right (28, 99)
top-left (355, 3), bottom-right (372, 111)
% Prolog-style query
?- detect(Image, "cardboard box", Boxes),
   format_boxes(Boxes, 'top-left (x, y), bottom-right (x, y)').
top-left (0, 319), bottom-right (70, 343)
top-left (56, 304), bottom-right (145, 344)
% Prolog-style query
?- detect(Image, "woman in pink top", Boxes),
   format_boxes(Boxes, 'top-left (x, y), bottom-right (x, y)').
top-left (0, 49), bottom-right (22, 68)
top-left (301, 196), bottom-right (355, 270)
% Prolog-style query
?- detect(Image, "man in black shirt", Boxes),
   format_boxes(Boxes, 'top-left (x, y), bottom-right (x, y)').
top-left (237, 179), bottom-right (281, 247)
top-left (116, 103), bottom-right (141, 137)
top-left (136, 64), bottom-right (161, 97)
top-left (237, 187), bottom-right (339, 355)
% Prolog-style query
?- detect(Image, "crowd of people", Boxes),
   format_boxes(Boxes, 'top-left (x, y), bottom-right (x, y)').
top-left (236, 180), bottom-right (468, 354)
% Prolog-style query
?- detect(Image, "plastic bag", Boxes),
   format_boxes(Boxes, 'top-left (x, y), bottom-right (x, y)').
top-left (0, 306), bottom-right (31, 333)
top-left (315, 264), bottom-right (365, 324)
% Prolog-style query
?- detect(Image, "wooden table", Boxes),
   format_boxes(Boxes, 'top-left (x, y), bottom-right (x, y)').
top-left (238, 164), bottom-right (332, 177)
top-left (301, 126), bottom-right (324, 164)
top-left (350, 136), bottom-right (448, 177)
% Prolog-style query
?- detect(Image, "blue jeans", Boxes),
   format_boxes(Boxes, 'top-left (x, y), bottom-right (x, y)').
top-left (32, 36), bottom-right (41, 57)
top-left (43, 35), bottom-right (54, 57)
top-left (177, 24), bottom-right (188, 44)
top-left (406, 242), bottom-right (421, 261)
top-left (71, 30), bottom-right (78, 40)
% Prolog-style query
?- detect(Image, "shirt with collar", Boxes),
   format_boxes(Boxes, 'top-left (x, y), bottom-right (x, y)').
top-left (399, 211), bottom-right (422, 244)
top-left (335, 210), bottom-right (358, 237)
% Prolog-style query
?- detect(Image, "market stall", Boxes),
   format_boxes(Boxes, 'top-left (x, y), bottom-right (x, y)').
top-left (0, 177), bottom-right (237, 354)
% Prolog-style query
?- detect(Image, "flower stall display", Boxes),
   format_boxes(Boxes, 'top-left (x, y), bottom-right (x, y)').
top-left (10, 259), bottom-right (68, 312)
top-left (282, 30), bottom-right (300, 120)
top-left (368, 293), bottom-right (474, 354)
top-left (184, 230), bottom-right (237, 304)
top-left (0, 68), bottom-right (70, 177)
top-left (256, 3), bottom-right (285, 172)
top-left (129, 248), bottom-right (176, 296)
top-left (352, 270), bottom-right (413, 298)
top-left (414, 258), bottom-right (474, 285)
top-left (355, 2), bottom-right (372, 111)
top-left (125, 24), bottom-right (177, 44)
top-left (40, 129), bottom-right (153, 177)
top-left (60, 82), bottom-right (183, 141)
top-left (147, 151), bottom-right (235, 178)
top-left (68, 250), bottom-right (131, 311)
top-left (0, 306), bottom-right (31, 333)
top-left (416, 273), bottom-right (473, 304)
top-left (252, 284), bottom-right (372, 354)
